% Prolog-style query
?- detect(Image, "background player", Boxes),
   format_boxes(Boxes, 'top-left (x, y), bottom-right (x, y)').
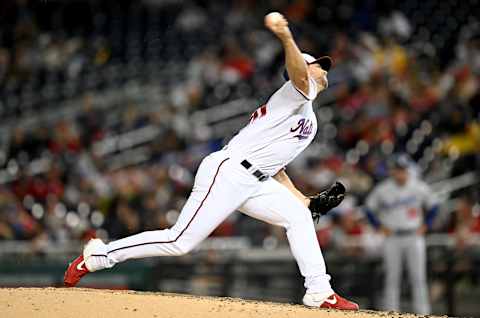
top-left (64, 12), bottom-right (358, 310)
top-left (365, 154), bottom-right (439, 314)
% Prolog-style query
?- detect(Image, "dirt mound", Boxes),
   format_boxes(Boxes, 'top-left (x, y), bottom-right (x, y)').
top-left (0, 288), bottom-right (441, 318)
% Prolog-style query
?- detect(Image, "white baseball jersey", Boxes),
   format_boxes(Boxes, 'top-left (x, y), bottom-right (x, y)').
top-left (226, 77), bottom-right (319, 176)
top-left (366, 177), bottom-right (437, 230)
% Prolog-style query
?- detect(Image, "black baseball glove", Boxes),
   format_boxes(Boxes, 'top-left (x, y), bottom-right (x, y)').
top-left (308, 181), bottom-right (346, 223)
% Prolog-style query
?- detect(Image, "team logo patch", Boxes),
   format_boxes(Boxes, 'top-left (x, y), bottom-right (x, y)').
top-left (291, 118), bottom-right (314, 140)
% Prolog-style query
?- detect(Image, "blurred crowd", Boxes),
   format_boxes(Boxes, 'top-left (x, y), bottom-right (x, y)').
top-left (0, 0), bottom-right (479, 257)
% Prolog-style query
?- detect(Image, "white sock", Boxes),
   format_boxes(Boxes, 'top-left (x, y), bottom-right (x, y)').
top-left (85, 255), bottom-right (114, 272)
top-left (304, 274), bottom-right (334, 295)
top-left (83, 239), bottom-right (115, 272)
top-left (305, 290), bottom-right (334, 299)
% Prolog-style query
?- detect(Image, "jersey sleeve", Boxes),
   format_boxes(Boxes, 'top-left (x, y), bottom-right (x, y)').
top-left (366, 186), bottom-right (382, 211)
top-left (289, 76), bottom-right (319, 101)
top-left (268, 76), bottom-right (318, 109)
top-left (418, 181), bottom-right (438, 209)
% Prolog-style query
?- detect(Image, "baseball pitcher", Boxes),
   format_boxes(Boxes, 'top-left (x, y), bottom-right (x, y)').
top-left (365, 154), bottom-right (439, 314)
top-left (64, 12), bottom-right (358, 310)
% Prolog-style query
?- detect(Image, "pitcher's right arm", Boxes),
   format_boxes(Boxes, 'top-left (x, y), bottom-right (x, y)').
top-left (264, 12), bottom-right (310, 97)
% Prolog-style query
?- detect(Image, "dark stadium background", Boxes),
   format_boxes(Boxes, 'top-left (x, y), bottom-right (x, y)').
top-left (0, 0), bottom-right (479, 316)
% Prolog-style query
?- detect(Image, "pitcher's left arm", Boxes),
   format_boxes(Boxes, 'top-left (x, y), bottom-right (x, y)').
top-left (273, 169), bottom-right (345, 222)
top-left (273, 169), bottom-right (310, 207)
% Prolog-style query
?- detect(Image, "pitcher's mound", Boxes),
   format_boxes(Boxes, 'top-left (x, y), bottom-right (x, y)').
top-left (0, 287), bottom-right (441, 318)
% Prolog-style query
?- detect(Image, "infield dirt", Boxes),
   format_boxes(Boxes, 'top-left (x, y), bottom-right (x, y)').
top-left (0, 287), bottom-right (445, 318)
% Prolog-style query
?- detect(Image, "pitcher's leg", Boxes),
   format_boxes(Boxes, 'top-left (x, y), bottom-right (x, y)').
top-left (240, 179), bottom-right (332, 294)
top-left (383, 237), bottom-right (402, 312)
top-left (85, 157), bottom-right (247, 271)
top-left (406, 235), bottom-right (430, 314)
top-left (86, 194), bottom-right (216, 271)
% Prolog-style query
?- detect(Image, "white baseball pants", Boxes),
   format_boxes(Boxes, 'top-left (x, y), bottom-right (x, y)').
top-left (383, 234), bottom-right (430, 314)
top-left (85, 149), bottom-right (332, 294)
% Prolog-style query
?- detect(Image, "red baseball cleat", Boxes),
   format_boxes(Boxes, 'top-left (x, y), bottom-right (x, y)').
top-left (303, 292), bottom-right (359, 310)
top-left (64, 255), bottom-right (90, 287)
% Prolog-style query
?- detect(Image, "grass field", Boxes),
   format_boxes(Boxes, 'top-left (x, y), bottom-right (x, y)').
top-left (0, 288), bottom-right (445, 318)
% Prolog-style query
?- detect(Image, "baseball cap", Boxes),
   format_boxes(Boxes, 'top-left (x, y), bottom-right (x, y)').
top-left (302, 53), bottom-right (332, 71)
top-left (283, 53), bottom-right (332, 80)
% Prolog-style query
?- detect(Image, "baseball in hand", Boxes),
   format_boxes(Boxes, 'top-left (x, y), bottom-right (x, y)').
top-left (265, 12), bottom-right (284, 25)
top-left (264, 12), bottom-right (291, 40)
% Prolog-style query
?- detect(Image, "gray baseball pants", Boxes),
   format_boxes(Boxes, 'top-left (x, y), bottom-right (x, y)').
top-left (383, 233), bottom-right (430, 314)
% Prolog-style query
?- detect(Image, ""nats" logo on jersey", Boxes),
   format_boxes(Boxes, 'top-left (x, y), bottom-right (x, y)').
top-left (290, 118), bottom-right (314, 140)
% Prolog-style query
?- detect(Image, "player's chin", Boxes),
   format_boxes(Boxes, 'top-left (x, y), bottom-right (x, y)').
top-left (316, 82), bottom-right (327, 92)
top-left (315, 78), bottom-right (328, 92)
